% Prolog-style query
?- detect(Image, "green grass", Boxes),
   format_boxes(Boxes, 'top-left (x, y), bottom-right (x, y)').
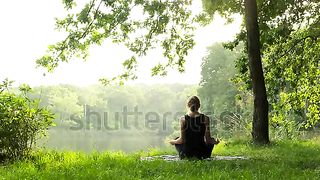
top-left (1, 138), bottom-right (320, 179)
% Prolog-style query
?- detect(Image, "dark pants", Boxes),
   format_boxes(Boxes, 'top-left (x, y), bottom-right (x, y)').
top-left (174, 137), bottom-right (214, 159)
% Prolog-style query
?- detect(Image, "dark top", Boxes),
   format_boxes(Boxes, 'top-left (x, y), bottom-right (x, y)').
top-left (182, 113), bottom-right (208, 159)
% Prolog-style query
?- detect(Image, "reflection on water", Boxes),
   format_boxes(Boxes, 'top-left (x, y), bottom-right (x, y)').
top-left (39, 128), bottom-right (168, 153)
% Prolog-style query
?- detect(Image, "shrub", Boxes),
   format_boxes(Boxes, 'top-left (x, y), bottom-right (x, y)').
top-left (0, 79), bottom-right (54, 160)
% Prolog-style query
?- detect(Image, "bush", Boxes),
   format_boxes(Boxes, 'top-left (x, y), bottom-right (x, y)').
top-left (0, 79), bottom-right (54, 160)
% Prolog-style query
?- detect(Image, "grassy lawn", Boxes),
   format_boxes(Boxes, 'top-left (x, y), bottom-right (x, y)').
top-left (0, 138), bottom-right (320, 179)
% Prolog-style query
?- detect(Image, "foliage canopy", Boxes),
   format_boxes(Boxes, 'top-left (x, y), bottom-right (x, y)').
top-left (37, 0), bottom-right (196, 84)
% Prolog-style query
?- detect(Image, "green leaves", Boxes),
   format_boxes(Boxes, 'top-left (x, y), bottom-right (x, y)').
top-left (37, 0), bottom-right (197, 84)
top-left (0, 78), bottom-right (14, 93)
top-left (78, 4), bottom-right (92, 23)
top-left (151, 63), bottom-right (167, 76)
top-left (0, 81), bottom-right (54, 160)
top-left (264, 27), bottom-right (320, 130)
top-left (19, 84), bottom-right (32, 94)
top-left (62, 0), bottom-right (76, 10)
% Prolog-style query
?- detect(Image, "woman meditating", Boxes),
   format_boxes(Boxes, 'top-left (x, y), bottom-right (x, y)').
top-left (169, 96), bottom-right (219, 159)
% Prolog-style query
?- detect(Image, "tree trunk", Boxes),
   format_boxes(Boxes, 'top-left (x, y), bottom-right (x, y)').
top-left (244, 0), bottom-right (269, 144)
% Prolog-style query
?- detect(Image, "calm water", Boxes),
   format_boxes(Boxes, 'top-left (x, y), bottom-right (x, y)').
top-left (40, 128), bottom-right (169, 152)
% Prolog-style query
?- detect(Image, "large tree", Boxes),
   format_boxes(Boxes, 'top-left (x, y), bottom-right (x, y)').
top-left (201, 0), bottom-right (319, 142)
top-left (244, 0), bottom-right (269, 143)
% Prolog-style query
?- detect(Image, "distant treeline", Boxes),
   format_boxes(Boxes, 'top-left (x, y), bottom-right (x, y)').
top-left (28, 84), bottom-right (197, 134)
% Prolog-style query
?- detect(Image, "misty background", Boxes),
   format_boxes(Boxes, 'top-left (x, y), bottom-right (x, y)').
top-left (17, 42), bottom-right (246, 152)
top-left (0, 1), bottom-right (245, 152)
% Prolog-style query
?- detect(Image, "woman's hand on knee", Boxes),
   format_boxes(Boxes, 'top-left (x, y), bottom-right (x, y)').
top-left (213, 138), bottom-right (220, 145)
top-left (169, 139), bottom-right (176, 145)
top-left (169, 137), bottom-right (183, 145)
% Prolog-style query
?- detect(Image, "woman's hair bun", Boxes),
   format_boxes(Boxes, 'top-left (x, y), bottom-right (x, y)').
top-left (187, 96), bottom-right (200, 112)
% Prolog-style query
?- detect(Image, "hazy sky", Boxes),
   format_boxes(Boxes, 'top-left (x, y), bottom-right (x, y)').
top-left (0, 0), bottom-right (241, 86)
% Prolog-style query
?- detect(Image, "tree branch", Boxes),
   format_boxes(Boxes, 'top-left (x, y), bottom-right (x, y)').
top-left (278, 34), bottom-right (320, 60)
top-left (81, 0), bottom-right (103, 39)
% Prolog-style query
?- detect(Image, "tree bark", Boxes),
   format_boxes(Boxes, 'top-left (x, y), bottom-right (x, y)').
top-left (244, 0), bottom-right (269, 144)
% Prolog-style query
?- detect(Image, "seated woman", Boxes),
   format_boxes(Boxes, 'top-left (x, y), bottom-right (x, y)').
top-left (169, 96), bottom-right (219, 159)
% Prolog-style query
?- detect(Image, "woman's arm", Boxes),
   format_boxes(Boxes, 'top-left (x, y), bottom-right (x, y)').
top-left (169, 116), bottom-right (185, 145)
top-left (204, 116), bottom-right (219, 145)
